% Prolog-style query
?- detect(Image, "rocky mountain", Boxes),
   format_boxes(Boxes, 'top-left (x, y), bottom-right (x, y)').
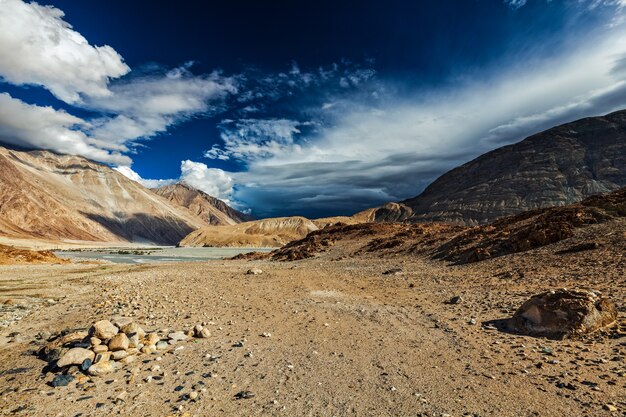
top-left (0, 146), bottom-right (206, 245)
top-left (179, 216), bottom-right (319, 247)
top-left (153, 183), bottom-right (252, 226)
top-left (402, 110), bottom-right (626, 225)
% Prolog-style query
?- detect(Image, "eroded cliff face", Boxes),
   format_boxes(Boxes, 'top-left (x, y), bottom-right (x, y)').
top-left (0, 147), bottom-right (206, 245)
top-left (153, 183), bottom-right (252, 226)
top-left (403, 110), bottom-right (626, 225)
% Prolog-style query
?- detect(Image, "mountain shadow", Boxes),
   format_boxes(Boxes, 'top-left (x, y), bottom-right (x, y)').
top-left (81, 212), bottom-right (196, 246)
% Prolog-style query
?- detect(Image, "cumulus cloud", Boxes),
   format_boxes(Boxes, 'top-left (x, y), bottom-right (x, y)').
top-left (0, 0), bottom-right (129, 103)
top-left (0, 93), bottom-right (130, 165)
top-left (113, 165), bottom-right (176, 188)
top-left (115, 160), bottom-right (235, 204)
top-left (180, 160), bottom-right (234, 203)
top-left (0, 2), bottom-right (237, 165)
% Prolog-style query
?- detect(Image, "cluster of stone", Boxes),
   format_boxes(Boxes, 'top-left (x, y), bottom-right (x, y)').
top-left (38, 317), bottom-right (210, 386)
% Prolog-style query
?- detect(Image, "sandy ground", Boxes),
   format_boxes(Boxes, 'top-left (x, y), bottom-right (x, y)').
top-left (0, 242), bottom-right (624, 416)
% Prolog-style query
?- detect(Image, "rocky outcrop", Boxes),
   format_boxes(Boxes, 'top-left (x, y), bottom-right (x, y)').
top-left (179, 216), bottom-right (319, 248)
top-left (0, 244), bottom-right (67, 265)
top-left (509, 289), bottom-right (617, 339)
top-left (435, 188), bottom-right (625, 264)
top-left (403, 110), bottom-right (626, 225)
top-left (0, 146), bottom-right (206, 245)
top-left (152, 183), bottom-right (252, 226)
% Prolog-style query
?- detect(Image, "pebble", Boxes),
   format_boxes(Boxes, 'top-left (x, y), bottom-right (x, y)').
top-left (188, 391), bottom-right (199, 401)
top-left (156, 341), bottom-right (169, 350)
top-left (114, 390), bottom-right (127, 404)
top-left (144, 333), bottom-right (160, 346)
top-left (234, 390), bottom-right (255, 399)
top-left (246, 268), bottom-right (263, 275)
top-left (81, 359), bottom-right (93, 372)
top-left (168, 331), bottom-right (188, 342)
top-left (111, 350), bottom-right (129, 361)
top-left (449, 296), bottom-right (463, 304)
top-left (51, 374), bottom-right (74, 387)
top-left (92, 320), bottom-right (119, 340)
top-left (604, 404), bottom-right (618, 412)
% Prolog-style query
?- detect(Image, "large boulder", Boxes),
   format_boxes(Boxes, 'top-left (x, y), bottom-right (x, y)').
top-left (509, 289), bottom-right (617, 339)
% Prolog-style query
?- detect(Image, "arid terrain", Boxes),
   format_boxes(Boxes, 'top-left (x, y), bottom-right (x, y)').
top-left (0, 205), bottom-right (624, 416)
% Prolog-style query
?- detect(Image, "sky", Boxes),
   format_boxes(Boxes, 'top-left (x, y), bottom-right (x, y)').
top-left (1, 1), bottom-right (626, 218)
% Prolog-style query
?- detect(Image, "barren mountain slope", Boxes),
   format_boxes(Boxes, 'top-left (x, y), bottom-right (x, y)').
top-left (263, 188), bottom-right (626, 264)
top-left (153, 183), bottom-right (252, 226)
top-left (0, 147), bottom-right (206, 245)
top-left (179, 216), bottom-right (319, 247)
top-left (403, 110), bottom-right (626, 225)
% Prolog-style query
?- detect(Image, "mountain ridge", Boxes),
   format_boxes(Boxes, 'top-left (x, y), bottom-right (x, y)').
top-left (398, 110), bottom-right (626, 225)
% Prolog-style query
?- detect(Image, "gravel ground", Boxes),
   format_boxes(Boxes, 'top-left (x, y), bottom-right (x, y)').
top-left (0, 236), bottom-right (624, 416)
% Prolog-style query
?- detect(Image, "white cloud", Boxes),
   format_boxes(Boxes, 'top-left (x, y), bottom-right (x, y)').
top-left (0, 93), bottom-right (130, 165)
top-left (504, 0), bottom-right (527, 9)
top-left (86, 67), bottom-right (237, 145)
top-left (115, 160), bottom-right (234, 204)
top-left (0, 2), bottom-right (237, 165)
top-left (113, 165), bottom-right (176, 188)
top-left (219, 28), bottom-right (626, 217)
top-left (180, 160), bottom-right (234, 203)
top-left (0, 0), bottom-right (129, 103)
top-left (206, 119), bottom-right (304, 162)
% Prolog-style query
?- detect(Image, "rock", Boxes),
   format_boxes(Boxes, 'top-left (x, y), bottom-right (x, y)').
top-left (144, 333), bottom-right (160, 346)
top-left (87, 361), bottom-right (116, 376)
top-left (120, 355), bottom-right (136, 365)
top-left (128, 334), bottom-right (140, 348)
top-left (382, 268), bottom-right (403, 276)
top-left (141, 345), bottom-right (156, 354)
top-left (111, 316), bottom-right (133, 329)
top-left (114, 390), bottom-right (128, 404)
top-left (156, 341), bottom-right (169, 350)
top-left (193, 325), bottom-right (210, 338)
top-left (94, 352), bottom-right (111, 364)
top-left (234, 390), bottom-right (255, 400)
top-left (92, 344), bottom-right (108, 354)
top-left (40, 331), bottom-right (89, 359)
top-left (261, 332), bottom-right (271, 338)
top-left (90, 337), bottom-right (102, 346)
top-left (604, 404), bottom-right (618, 412)
top-left (188, 391), bottom-right (198, 401)
top-left (449, 296), bottom-right (463, 304)
top-left (111, 350), bottom-right (129, 361)
top-left (56, 348), bottom-right (95, 368)
top-left (108, 333), bottom-right (129, 351)
top-left (509, 289), bottom-right (617, 339)
top-left (168, 331), bottom-right (188, 342)
top-left (51, 374), bottom-right (74, 387)
top-left (121, 323), bottom-right (145, 339)
top-left (81, 359), bottom-right (92, 371)
top-left (246, 268), bottom-right (263, 275)
top-left (92, 320), bottom-right (118, 340)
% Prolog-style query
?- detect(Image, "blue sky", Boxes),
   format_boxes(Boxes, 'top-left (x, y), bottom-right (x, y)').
top-left (1, 0), bottom-right (626, 217)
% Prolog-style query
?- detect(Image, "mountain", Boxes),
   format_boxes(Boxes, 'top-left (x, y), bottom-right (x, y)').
top-left (179, 216), bottom-right (318, 247)
top-left (402, 110), bottom-right (626, 225)
top-left (0, 146), bottom-right (206, 245)
top-left (153, 183), bottom-right (252, 226)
